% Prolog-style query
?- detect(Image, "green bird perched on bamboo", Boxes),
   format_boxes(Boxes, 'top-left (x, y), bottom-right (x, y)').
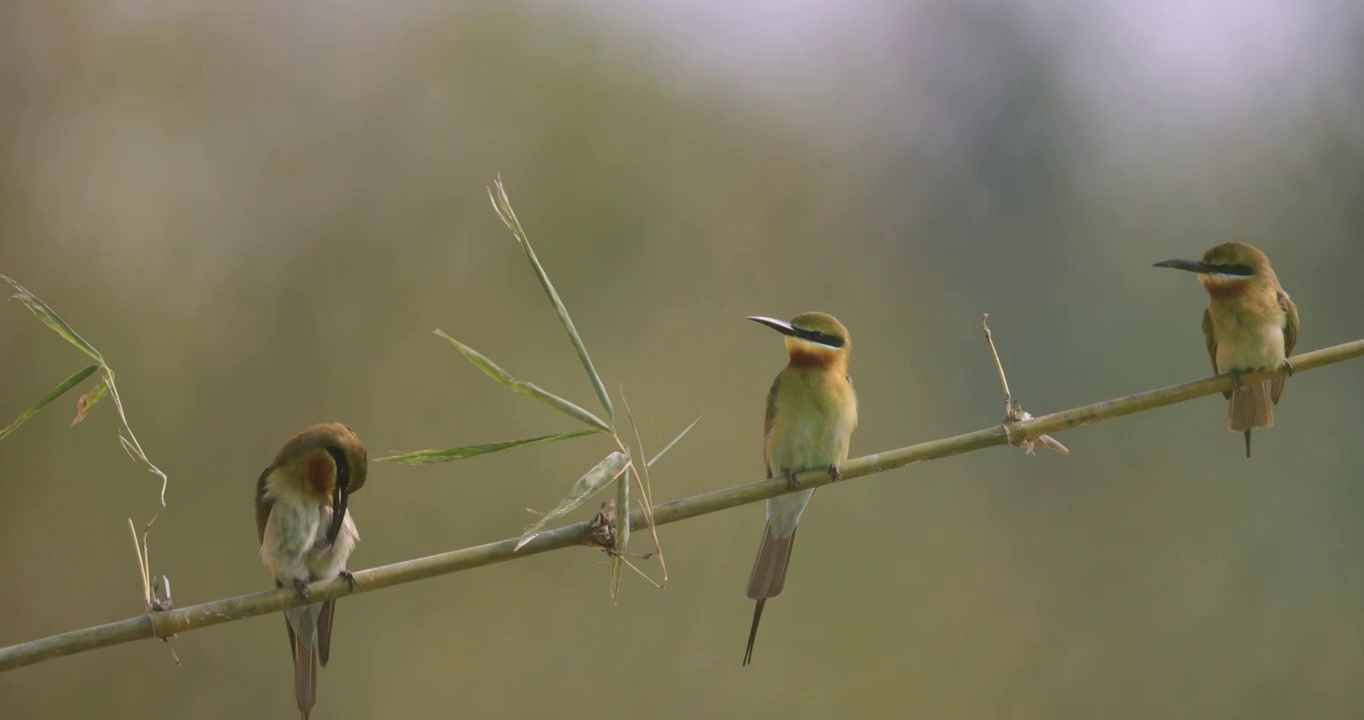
top-left (256, 423), bottom-right (369, 719)
top-left (1155, 242), bottom-right (1299, 457)
top-left (742, 312), bottom-right (858, 665)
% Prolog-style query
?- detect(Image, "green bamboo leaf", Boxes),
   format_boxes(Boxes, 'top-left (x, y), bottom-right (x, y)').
top-left (0, 364), bottom-right (100, 442)
top-left (375, 428), bottom-right (598, 465)
top-left (516, 450), bottom-right (629, 551)
top-left (487, 177), bottom-right (615, 426)
top-left (3, 275), bottom-right (105, 363)
top-left (435, 329), bottom-right (611, 433)
top-left (71, 377), bottom-right (110, 426)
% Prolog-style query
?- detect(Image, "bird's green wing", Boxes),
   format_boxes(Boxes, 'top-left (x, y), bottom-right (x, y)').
top-left (1202, 308), bottom-right (1230, 399)
top-left (763, 373), bottom-right (780, 479)
top-left (1200, 308), bottom-right (1219, 373)
top-left (1273, 290), bottom-right (1299, 403)
top-left (255, 464), bottom-right (296, 661)
top-left (254, 465), bottom-right (276, 545)
top-left (847, 375), bottom-right (857, 430)
top-left (1279, 290), bottom-right (1299, 359)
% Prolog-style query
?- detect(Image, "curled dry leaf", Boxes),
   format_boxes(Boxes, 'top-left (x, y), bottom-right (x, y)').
top-left (71, 379), bottom-right (109, 426)
top-left (584, 500), bottom-right (617, 551)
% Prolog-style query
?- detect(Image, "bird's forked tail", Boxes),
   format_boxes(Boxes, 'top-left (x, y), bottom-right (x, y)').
top-left (743, 524), bottom-right (799, 665)
top-left (1228, 379), bottom-right (1274, 458)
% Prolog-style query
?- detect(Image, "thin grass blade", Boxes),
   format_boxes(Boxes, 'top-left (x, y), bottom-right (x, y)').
top-left (0, 364), bottom-right (100, 442)
top-left (614, 458), bottom-right (632, 557)
top-left (648, 415), bottom-right (702, 468)
top-left (610, 463), bottom-right (631, 601)
top-left (516, 450), bottom-right (629, 551)
top-left (618, 388), bottom-right (646, 529)
top-left (3, 275), bottom-right (105, 363)
top-left (436, 330), bottom-right (610, 433)
top-left (376, 428), bottom-right (598, 464)
top-left (618, 389), bottom-right (668, 588)
top-left (487, 177), bottom-right (614, 425)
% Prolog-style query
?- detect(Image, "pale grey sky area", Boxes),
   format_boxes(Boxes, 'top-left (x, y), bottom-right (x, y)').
top-left (610, 0), bottom-right (1362, 128)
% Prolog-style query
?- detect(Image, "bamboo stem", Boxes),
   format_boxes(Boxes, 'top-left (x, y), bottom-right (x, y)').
top-left (3, 338), bottom-right (1361, 673)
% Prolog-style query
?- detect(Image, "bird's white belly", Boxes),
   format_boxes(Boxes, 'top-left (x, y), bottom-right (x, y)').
top-left (310, 512), bottom-right (358, 578)
top-left (1217, 324), bottom-right (1285, 372)
top-left (766, 489), bottom-right (816, 538)
top-left (261, 502), bottom-right (358, 584)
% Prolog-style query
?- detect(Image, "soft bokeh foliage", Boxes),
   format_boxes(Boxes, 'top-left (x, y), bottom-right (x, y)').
top-left (3, 1), bottom-right (1364, 718)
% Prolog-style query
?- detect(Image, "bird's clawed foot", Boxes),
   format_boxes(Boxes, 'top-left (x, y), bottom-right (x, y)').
top-left (338, 569), bottom-right (357, 591)
top-left (292, 579), bottom-right (311, 601)
top-left (1282, 360), bottom-right (1295, 377)
top-left (827, 465), bottom-right (842, 483)
top-left (783, 470), bottom-right (800, 490)
top-left (1229, 370), bottom-right (1247, 392)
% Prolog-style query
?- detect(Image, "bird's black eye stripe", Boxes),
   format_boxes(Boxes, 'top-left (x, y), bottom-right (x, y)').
top-left (797, 328), bottom-right (845, 348)
top-left (1211, 263), bottom-right (1255, 277)
top-left (326, 446), bottom-right (350, 490)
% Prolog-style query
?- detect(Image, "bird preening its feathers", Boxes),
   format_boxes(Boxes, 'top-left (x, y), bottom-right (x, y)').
top-left (256, 423), bottom-right (368, 719)
top-left (1155, 242), bottom-right (1298, 457)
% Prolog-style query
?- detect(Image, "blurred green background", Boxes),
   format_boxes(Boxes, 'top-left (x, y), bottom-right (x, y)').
top-left (4, 0), bottom-right (1364, 718)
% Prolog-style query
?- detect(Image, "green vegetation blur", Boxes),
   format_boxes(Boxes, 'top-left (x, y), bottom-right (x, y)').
top-left (3, 1), bottom-right (1364, 718)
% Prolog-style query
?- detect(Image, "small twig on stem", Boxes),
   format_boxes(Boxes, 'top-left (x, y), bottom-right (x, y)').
top-left (981, 314), bottom-right (1069, 456)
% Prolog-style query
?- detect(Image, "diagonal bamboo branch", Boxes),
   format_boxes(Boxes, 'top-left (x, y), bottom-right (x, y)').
top-left (2, 338), bottom-right (1362, 673)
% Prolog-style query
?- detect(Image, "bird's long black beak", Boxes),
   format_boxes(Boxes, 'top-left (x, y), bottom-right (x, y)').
top-left (747, 316), bottom-right (801, 338)
top-left (1153, 259), bottom-right (1213, 274)
top-left (326, 485), bottom-right (349, 546)
top-left (323, 445), bottom-right (351, 546)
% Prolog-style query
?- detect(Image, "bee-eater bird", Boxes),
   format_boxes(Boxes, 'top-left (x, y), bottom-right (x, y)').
top-left (1155, 242), bottom-right (1299, 457)
top-left (743, 312), bottom-right (858, 666)
top-left (256, 423), bottom-right (368, 719)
